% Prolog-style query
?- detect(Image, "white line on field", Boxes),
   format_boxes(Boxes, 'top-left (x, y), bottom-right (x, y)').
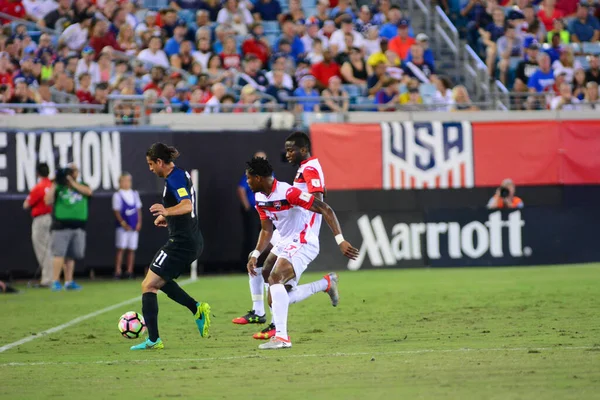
top-left (0, 279), bottom-right (195, 354)
top-left (0, 346), bottom-right (596, 367)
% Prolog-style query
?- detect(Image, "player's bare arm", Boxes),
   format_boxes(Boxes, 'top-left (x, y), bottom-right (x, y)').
top-left (247, 218), bottom-right (274, 276)
top-left (309, 198), bottom-right (359, 260)
top-left (150, 199), bottom-right (192, 217)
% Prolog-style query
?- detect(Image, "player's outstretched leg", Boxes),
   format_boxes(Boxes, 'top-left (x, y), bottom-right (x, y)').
top-left (161, 280), bottom-right (211, 338)
top-left (131, 271), bottom-right (164, 350)
top-left (287, 273), bottom-right (339, 306)
top-left (232, 267), bottom-right (266, 324)
top-left (259, 259), bottom-right (295, 350)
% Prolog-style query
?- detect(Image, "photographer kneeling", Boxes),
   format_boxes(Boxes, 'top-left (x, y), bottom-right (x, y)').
top-left (487, 178), bottom-right (524, 210)
top-left (44, 163), bottom-right (93, 291)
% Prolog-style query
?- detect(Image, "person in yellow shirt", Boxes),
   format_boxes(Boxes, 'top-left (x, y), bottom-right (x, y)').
top-left (367, 38), bottom-right (401, 75)
top-left (399, 79), bottom-right (423, 106)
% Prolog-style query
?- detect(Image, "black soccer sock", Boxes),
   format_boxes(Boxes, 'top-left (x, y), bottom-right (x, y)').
top-left (142, 292), bottom-right (159, 342)
top-left (161, 281), bottom-right (198, 314)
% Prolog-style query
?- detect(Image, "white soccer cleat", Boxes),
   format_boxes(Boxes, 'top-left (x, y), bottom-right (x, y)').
top-left (324, 273), bottom-right (340, 307)
top-left (258, 336), bottom-right (292, 350)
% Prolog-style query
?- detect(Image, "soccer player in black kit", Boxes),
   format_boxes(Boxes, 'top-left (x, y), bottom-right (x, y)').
top-left (131, 143), bottom-right (210, 350)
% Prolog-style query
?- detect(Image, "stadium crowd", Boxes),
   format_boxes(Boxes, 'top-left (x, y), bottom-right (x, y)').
top-left (461, 0), bottom-right (600, 109)
top-left (0, 0), bottom-right (485, 116)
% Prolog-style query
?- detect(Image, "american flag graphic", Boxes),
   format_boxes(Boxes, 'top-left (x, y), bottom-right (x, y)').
top-left (382, 121), bottom-right (474, 190)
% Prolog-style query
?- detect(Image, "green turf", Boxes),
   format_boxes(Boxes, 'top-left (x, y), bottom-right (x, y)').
top-left (1, 265), bottom-right (600, 400)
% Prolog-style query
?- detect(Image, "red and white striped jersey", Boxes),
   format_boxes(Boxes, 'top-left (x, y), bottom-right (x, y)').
top-left (293, 157), bottom-right (325, 236)
top-left (255, 179), bottom-right (316, 243)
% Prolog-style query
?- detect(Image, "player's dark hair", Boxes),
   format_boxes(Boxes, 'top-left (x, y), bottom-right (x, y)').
top-left (285, 131), bottom-right (311, 151)
top-left (146, 142), bottom-right (180, 163)
top-left (246, 156), bottom-right (273, 177)
top-left (36, 162), bottom-right (49, 178)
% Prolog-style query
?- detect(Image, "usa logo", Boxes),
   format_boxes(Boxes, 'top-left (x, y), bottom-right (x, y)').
top-left (274, 201), bottom-right (282, 210)
top-left (382, 121), bottom-right (474, 189)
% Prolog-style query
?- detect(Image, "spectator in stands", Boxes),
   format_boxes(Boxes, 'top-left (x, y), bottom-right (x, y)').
top-left (367, 60), bottom-right (387, 96)
top-left (193, 35), bottom-right (212, 69)
top-left (389, 19), bottom-right (416, 60)
top-left (138, 35), bottom-right (169, 69)
top-left (253, 0), bottom-right (281, 21)
top-left (307, 37), bottom-right (325, 65)
top-left (406, 33), bottom-right (434, 67)
top-left (206, 54), bottom-right (230, 85)
top-left (364, 26), bottom-right (381, 57)
top-left (14, 56), bottom-right (38, 87)
top-left (583, 81), bottom-right (599, 108)
top-left (497, 24), bottom-right (524, 84)
top-left (586, 54), bottom-right (600, 84)
top-left (375, 78), bottom-right (399, 111)
top-left (431, 75), bottom-right (454, 111)
top-left (200, 0), bottom-right (221, 21)
top-left (319, 20), bottom-right (337, 43)
top-left (0, 84), bottom-right (14, 114)
top-left (276, 19), bottom-right (305, 62)
top-left (242, 23), bottom-right (270, 67)
top-left (399, 78), bottom-right (422, 108)
top-left (266, 69), bottom-right (293, 105)
top-left (0, 53), bottom-right (13, 91)
top-left (371, 0), bottom-right (390, 25)
top-left (312, 0), bottom-right (330, 27)
top-left (573, 67), bottom-right (587, 100)
top-left (9, 78), bottom-right (37, 113)
top-left (462, 0), bottom-right (494, 52)
top-left (538, 0), bottom-right (564, 31)
top-left (545, 32), bottom-right (562, 64)
top-left (552, 47), bottom-right (581, 83)
top-left (321, 75), bottom-right (349, 112)
top-left (234, 84), bottom-right (260, 112)
top-left (451, 85), bottom-right (479, 111)
top-left (220, 35), bottom-right (242, 70)
top-left (204, 82), bottom-right (227, 113)
top-left (266, 55), bottom-right (294, 89)
top-left (528, 52), bottom-right (555, 93)
top-left (402, 45), bottom-right (434, 83)
top-left (487, 179), bottom-right (524, 210)
top-left (334, 33), bottom-right (354, 65)
top-left (109, 6), bottom-right (129, 38)
top-left (23, 0), bottom-right (58, 22)
top-left (219, 93), bottom-right (236, 111)
top-left (293, 74), bottom-right (320, 111)
top-left (514, 40), bottom-right (540, 93)
top-left (165, 20), bottom-right (190, 58)
top-left (75, 46), bottom-right (99, 87)
top-left (379, 5), bottom-right (404, 40)
top-left (170, 40), bottom-right (194, 71)
top-left (330, 15), bottom-right (364, 54)
top-left (186, 87), bottom-right (208, 113)
top-left (59, 12), bottom-right (93, 52)
top-left (330, 0), bottom-right (355, 23)
top-left (92, 82), bottom-right (109, 113)
top-left (311, 48), bottom-right (341, 90)
top-left (97, 49), bottom-right (114, 84)
top-left (39, 0), bottom-right (72, 29)
top-left (341, 46), bottom-right (367, 86)
top-left (485, 5), bottom-right (505, 39)
top-left (89, 19), bottom-right (122, 56)
top-left (303, 20), bottom-right (328, 52)
top-left (218, 0), bottom-right (252, 26)
top-left (355, 5), bottom-right (375, 36)
top-left (550, 81), bottom-right (581, 110)
top-left (143, 66), bottom-right (165, 95)
top-left (280, 0), bottom-right (305, 23)
top-left (76, 72), bottom-right (94, 104)
top-left (236, 54), bottom-right (268, 91)
top-left (36, 80), bottom-right (59, 115)
top-left (570, 2), bottom-right (600, 43)
top-left (191, 9), bottom-right (210, 33)
top-left (547, 18), bottom-right (570, 44)
top-left (367, 37), bottom-right (399, 72)
top-left (294, 58), bottom-right (311, 83)
top-left (135, 10), bottom-right (160, 40)
top-left (522, 5), bottom-right (546, 44)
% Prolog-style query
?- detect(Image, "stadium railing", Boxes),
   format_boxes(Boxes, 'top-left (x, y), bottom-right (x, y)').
top-left (408, 0), bottom-right (432, 39)
top-left (434, 5), bottom-right (460, 83)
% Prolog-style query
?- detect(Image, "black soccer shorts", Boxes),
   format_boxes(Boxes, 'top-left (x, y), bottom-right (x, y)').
top-left (149, 241), bottom-right (201, 281)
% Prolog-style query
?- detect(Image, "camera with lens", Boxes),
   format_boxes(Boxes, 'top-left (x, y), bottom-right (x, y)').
top-left (499, 186), bottom-right (510, 198)
top-left (55, 167), bottom-right (73, 186)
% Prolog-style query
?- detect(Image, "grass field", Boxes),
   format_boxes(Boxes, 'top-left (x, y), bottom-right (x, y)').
top-left (1, 264), bottom-right (599, 400)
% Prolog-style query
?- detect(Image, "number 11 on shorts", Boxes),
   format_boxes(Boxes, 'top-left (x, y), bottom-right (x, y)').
top-left (153, 250), bottom-right (167, 268)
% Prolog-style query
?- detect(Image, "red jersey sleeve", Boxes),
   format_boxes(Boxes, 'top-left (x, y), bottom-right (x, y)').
top-left (255, 205), bottom-right (268, 220)
top-left (286, 187), bottom-right (314, 210)
top-left (27, 185), bottom-right (43, 207)
top-left (302, 166), bottom-right (324, 194)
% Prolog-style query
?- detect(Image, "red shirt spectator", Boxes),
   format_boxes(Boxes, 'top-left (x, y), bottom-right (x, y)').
top-left (242, 37), bottom-right (270, 67)
top-left (537, 2), bottom-right (564, 31)
top-left (311, 51), bottom-right (341, 88)
top-left (0, 71), bottom-right (13, 88)
top-left (0, 0), bottom-right (26, 24)
top-left (389, 20), bottom-right (416, 60)
top-left (143, 81), bottom-right (162, 95)
top-left (76, 89), bottom-right (94, 104)
top-left (89, 34), bottom-right (123, 58)
top-left (555, 0), bottom-right (579, 17)
top-left (26, 177), bottom-right (52, 218)
top-left (220, 53), bottom-right (241, 70)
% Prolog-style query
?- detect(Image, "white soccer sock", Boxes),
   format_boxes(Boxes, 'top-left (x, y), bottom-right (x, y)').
top-left (264, 282), bottom-right (274, 324)
top-left (288, 278), bottom-right (328, 305)
top-left (270, 284), bottom-right (290, 340)
top-left (249, 267), bottom-right (265, 316)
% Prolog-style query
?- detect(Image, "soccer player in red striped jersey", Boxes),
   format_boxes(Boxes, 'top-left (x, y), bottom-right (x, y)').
top-left (244, 157), bottom-right (358, 349)
top-left (232, 132), bottom-right (339, 341)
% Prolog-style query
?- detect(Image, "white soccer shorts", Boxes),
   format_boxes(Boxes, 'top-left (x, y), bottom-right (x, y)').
top-left (115, 228), bottom-right (139, 250)
top-left (271, 234), bottom-right (319, 287)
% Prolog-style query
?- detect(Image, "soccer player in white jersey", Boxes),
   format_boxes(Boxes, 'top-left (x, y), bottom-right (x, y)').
top-left (245, 157), bottom-right (358, 349)
top-left (233, 132), bottom-right (338, 341)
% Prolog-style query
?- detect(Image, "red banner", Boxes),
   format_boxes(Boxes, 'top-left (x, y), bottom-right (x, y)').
top-left (311, 120), bottom-right (600, 190)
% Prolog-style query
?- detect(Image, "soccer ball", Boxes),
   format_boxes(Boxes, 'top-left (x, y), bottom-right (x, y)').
top-left (118, 311), bottom-right (146, 339)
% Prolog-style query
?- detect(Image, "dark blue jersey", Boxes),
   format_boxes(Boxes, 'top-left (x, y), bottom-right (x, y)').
top-left (163, 167), bottom-right (201, 248)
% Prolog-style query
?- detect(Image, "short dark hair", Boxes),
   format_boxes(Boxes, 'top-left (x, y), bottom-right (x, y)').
top-left (246, 156), bottom-right (273, 177)
top-left (146, 142), bottom-right (180, 163)
top-left (285, 131), bottom-right (311, 151)
top-left (36, 162), bottom-right (50, 178)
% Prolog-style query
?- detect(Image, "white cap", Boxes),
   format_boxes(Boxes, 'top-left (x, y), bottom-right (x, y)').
top-left (416, 33), bottom-right (429, 42)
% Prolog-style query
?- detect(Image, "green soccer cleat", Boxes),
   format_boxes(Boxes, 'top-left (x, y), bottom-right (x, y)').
top-left (195, 302), bottom-right (211, 338)
top-left (130, 338), bottom-right (164, 351)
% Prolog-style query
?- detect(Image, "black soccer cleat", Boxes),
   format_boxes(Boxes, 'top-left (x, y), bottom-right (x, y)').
top-left (232, 310), bottom-right (267, 325)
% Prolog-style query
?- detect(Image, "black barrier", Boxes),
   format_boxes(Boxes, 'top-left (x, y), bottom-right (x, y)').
top-left (311, 207), bottom-right (600, 271)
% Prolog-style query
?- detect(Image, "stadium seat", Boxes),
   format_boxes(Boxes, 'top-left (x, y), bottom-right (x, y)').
top-left (576, 56), bottom-right (590, 70)
top-left (582, 42), bottom-right (600, 55)
top-left (143, 0), bottom-right (168, 11)
top-left (354, 96), bottom-right (377, 111)
top-left (262, 21), bottom-right (280, 34)
top-left (419, 83), bottom-right (437, 105)
top-left (178, 10), bottom-right (195, 24)
top-left (342, 84), bottom-right (363, 98)
top-left (266, 34), bottom-right (278, 48)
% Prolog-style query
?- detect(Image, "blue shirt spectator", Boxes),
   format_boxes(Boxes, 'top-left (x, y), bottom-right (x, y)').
top-left (569, 8), bottom-right (600, 43)
top-left (253, 0), bottom-right (282, 21)
top-left (528, 69), bottom-right (555, 92)
top-left (274, 36), bottom-right (304, 62)
top-left (545, 47), bottom-right (561, 64)
top-left (293, 75), bottom-right (320, 111)
top-left (405, 47), bottom-right (435, 69)
top-left (174, 0), bottom-right (205, 9)
top-left (379, 23), bottom-right (415, 40)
